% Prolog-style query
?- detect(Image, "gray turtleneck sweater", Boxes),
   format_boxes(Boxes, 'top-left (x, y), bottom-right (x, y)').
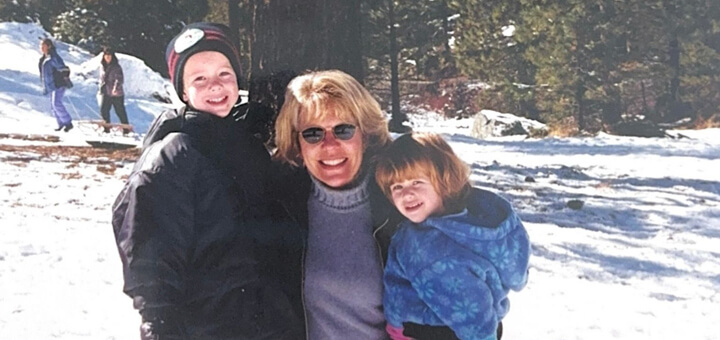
top-left (304, 174), bottom-right (388, 340)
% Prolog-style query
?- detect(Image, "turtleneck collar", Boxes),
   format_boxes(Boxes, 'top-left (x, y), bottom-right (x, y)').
top-left (309, 172), bottom-right (371, 211)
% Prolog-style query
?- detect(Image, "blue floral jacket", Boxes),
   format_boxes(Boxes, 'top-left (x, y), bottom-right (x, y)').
top-left (383, 188), bottom-right (530, 340)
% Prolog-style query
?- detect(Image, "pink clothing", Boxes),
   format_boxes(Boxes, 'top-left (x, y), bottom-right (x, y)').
top-left (386, 323), bottom-right (413, 340)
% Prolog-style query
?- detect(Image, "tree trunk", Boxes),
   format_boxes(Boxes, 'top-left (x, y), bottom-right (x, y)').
top-left (439, 0), bottom-right (455, 77)
top-left (250, 0), bottom-right (362, 107)
top-left (667, 34), bottom-right (681, 119)
top-left (227, 0), bottom-right (242, 84)
top-left (664, 0), bottom-right (681, 122)
top-left (576, 81), bottom-right (586, 133)
top-left (249, 0), bottom-right (364, 143)
top-left (441, 0), bottom-right (452, 55)
top-left (387, 0), bottom-right (408, 132)
top-left (227, 0), bottom-right (240, 45)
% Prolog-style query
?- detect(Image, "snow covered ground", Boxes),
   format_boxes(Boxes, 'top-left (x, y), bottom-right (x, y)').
top-left (0, 22), bottom-right (175, 139)
top-left (2, 22), bottom-right (720, 339)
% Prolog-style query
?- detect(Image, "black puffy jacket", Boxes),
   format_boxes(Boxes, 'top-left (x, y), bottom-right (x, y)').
top-left (112, 103), bottom-right (302, 339)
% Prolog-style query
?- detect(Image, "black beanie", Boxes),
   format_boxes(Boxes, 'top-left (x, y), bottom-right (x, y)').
top-left (165, 22), bottom-right (243, 102)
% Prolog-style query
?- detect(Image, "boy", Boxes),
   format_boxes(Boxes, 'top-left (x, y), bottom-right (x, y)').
top-left (375, 133), bottom-right (531, 340)
top-left (111, 23), bottom-right (301, 339)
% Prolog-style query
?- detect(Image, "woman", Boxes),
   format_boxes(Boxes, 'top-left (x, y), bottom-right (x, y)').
top-left (38, 38), bottom-right (73, 132)
top-left (273, 69), bottom-right (398, 339)
top-left (273, 70), bottom-right (454, 340)
top-left (98, 47), bottom-right (129, 133)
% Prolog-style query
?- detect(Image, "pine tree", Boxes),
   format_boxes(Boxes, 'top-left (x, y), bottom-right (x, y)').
top-left (363, 0), bottom-right (457, 129)
top-left (653, 0), bottom-right (720, 123)
top-left (53, 8), bottom-right (111, 52)
top-left (451, 0), bottom-right (539, 119)
top-left (514, 0), bottom-right (635, 132)
top-left (364, 0), bottom-right (456, 81)
top-left (0, 0), bottom-right (38, 23)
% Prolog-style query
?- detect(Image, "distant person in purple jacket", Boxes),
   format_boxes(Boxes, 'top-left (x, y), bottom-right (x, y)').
top-left (376, 132), bottom-right (531, 340)
top-left (98, 47), bottom-right (129, 133)
top-left (38, 38), bottom-right (73, 132)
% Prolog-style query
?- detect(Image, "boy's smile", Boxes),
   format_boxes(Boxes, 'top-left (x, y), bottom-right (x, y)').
top-left (182, 51), bottom-right (239, 117)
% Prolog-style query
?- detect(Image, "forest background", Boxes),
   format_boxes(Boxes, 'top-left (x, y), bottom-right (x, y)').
top-left (2, 0), bottom-right (719, 138)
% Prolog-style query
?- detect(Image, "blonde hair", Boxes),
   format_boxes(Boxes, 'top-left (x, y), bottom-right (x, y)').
top-left (375, 132), bottom-right (470, 212)
top-left (273, 69), bottom-right (391, 167)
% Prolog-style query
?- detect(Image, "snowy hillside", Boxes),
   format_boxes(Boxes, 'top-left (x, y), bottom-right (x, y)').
top-left (2, 21), bottom-right (720, 340)
top-left (0, 22), bottom-right (178, 137)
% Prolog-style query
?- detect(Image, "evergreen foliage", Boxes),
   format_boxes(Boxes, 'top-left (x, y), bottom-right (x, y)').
top-left (0, 0), bottom-right (38, 23)
top-left (452, 0), bottom-right (720, 133)
top-left (363, 0), bottom-right (456, 81)
top-left (450, 0), bottom-right (539, 120)
top-left (8, 0), bottom-right (208, 74)
top-left (53, 8), bottom-right (110, 52)
top-left (2, 0), bottom-right (718, 132)
top-left (0, 0), bottom-right (72, 27)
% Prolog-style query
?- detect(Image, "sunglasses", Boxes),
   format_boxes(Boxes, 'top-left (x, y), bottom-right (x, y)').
top-left (300, 124), bottom-right (357, 144)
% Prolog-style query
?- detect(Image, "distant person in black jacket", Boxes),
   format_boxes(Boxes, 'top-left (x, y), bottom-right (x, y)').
top-left (98, 47), bottom-right (129, 133)
top-left (111, 22), bottom-right (301, 340)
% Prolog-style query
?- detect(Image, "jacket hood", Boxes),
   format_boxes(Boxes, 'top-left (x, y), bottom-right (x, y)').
top-left (419, 187), bottom-right (530, 292)
top-left (422, 187), bottom-right (522, 243)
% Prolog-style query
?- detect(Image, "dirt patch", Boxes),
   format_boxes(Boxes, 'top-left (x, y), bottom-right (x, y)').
top-left (0, 133), bottom-right (61, 142)
top-left (0, 144), bottom-right (140, 165)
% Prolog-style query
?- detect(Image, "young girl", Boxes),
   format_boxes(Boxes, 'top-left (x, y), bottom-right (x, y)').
top-left (98, 47), bottom-right (129, 133)
top-left (375, 132), bottom-right (531, 340)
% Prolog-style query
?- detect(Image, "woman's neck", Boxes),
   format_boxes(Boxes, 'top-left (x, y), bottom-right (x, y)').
top-left (309, 172), bottom-right (370, 210)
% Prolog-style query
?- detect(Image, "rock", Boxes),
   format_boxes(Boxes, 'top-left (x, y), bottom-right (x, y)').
top-left (471, 110), bottom-right (548, 139)
top-left (524, 176), bottom-right (535, 183)
top-left (611, 120), bottom-right (667, 138)
top-left (567, 199), bottom-right (584, 210)
top-left (471, 111), bottom-right (495, 139)
top-left (502, 121), bottom-right (529, 136)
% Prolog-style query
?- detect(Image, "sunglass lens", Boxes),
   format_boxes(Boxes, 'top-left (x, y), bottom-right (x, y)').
top-left (333, 124), bottom-right (356, 140)
top-left (301, 128), bottom-right (324, 144)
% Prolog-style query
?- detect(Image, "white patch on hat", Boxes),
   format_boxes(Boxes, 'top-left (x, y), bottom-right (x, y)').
top-left (174, 28), bottom-right (205, 54)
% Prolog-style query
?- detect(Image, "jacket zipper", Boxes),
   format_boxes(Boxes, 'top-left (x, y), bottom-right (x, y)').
top-left (372, 217), bottom-right (391, 270)
top-left (300, 239), bottom-right (309, 339)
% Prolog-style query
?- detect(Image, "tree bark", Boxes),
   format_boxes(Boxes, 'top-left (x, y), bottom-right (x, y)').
top-left (664, 0), bottom-right (681, 121)
top-left (575, 80), bottom-right (586, 133)
top-left (227, 0), bottom-right (240, 46)
top-left (667, 34), bottom-right (680, 117)
top-left (227, 0), bottom-right (242, 84)
top-left (387, 0), bottom-right (408, 131)
top-left (248, 0), bottom-right (365, 143)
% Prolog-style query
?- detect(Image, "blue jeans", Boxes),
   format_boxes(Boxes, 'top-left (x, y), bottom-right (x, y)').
top-left (51, 87), bottom-right (72, 127)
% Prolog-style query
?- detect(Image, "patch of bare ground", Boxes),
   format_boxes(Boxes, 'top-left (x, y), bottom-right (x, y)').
top-left (0, 133), bottom-right (61, 142)
top-left (0, 143), bottom-right (141, 176)
top-left (0, 144), bottom-right (140, 164)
